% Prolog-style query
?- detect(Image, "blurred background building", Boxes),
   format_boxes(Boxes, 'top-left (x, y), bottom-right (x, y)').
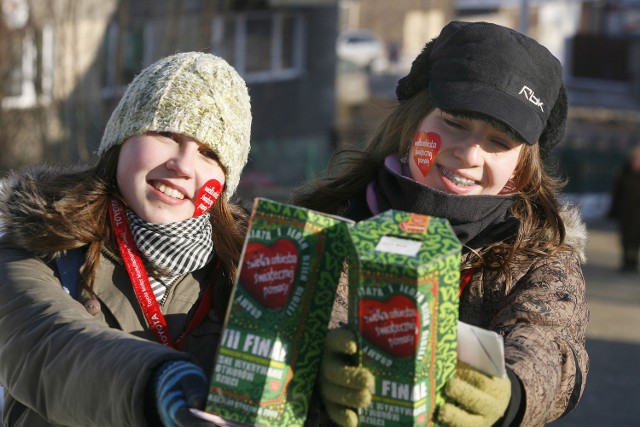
top-left (2, 0), bottom-right (640, 213)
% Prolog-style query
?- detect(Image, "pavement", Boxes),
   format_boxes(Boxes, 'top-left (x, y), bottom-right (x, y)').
top-left (548, 219), bottom-right (640, 426)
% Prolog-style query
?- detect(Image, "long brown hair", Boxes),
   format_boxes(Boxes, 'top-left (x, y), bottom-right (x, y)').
top-left (31, 146), bottom-right (247, 292)
top-left (292, 90), bottom-right (568, 282)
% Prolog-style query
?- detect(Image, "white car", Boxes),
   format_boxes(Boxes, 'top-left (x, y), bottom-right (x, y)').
top-left (336, 29), bottom-right (385, 69)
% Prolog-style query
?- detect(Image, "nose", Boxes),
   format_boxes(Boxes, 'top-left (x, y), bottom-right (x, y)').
top-left (453, 141), bottom-right (483, 167)
top-left (166, 143), bottom-right (197, 177)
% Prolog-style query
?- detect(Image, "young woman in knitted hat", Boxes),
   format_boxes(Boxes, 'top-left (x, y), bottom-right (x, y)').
top-left (295, 21), bottom-right (589, 427)
top-left (0, 52), bottom-right (251, 426)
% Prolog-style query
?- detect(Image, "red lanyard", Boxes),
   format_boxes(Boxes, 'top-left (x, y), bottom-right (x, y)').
top-left (108, 198), bottom-right (215, 350)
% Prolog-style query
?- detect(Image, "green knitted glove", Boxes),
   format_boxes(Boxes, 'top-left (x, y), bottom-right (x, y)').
top-left (437, 362), bottom-right (511, 427)
top-left (319, 328), bottom-right (375, 427)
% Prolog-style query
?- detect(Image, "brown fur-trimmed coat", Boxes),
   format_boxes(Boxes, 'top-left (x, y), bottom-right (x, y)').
top-left (328, 206), bottom-right (589, 427)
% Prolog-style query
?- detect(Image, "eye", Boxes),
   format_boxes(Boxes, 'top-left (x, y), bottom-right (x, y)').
top-left (491, 139), bottom-right (512, 150)
top-left (488, 136), bottom-right (521, 154)
top-left (156, 131), bottom-right (180, 142)
top-left (443, 118), bottom-right (466, 130)
top-left (200, 148), bottom-right (219, 161)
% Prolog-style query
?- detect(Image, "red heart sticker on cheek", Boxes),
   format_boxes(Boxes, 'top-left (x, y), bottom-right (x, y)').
top-left (359, 295), bottom-right (420, 358)
top-left (240, 239), bottom-right (299, 309)
top-left (412, 132), bottom-right (441, 177)
top-left (193, 179), bottom-right (223, 217)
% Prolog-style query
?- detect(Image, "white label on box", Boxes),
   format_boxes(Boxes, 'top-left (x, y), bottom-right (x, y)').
top-left (375, 236), bottom-right (422, 257)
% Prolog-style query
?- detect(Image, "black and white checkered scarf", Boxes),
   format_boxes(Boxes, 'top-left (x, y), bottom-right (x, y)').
top-left (126, 208), bottom-right (214, 304)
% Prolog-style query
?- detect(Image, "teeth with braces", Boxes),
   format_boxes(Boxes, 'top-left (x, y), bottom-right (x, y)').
top-left (154, 182), bottom-right (185, 199)
top-left (439, 166), bottom-right (476, 186)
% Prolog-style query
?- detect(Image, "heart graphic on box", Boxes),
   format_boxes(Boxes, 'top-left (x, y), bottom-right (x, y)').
top-left (240, 239), bottom-right (299, 309)
top-left (269, 380), bottom-right (281, 392)
top-left (359, 294), bottom-right (420, 358)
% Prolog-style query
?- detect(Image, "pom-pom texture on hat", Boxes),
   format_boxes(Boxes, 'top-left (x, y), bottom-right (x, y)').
top-left (99, 52), bottom-right (252, 198)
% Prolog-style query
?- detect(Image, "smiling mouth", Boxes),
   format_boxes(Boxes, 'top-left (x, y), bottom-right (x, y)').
top-left (437, 165), bottom-right (477, 187)
top-left (152, 182), bottom-right (186, 200)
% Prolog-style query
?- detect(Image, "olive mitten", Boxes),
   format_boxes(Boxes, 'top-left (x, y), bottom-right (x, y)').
top-left (319, 328), bottom-right (375, 427)
top-left (437, 362), bottom-right (511, 427)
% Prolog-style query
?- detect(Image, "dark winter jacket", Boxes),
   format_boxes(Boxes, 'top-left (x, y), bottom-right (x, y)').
top-left (0, 168), bottom-right (230, 427)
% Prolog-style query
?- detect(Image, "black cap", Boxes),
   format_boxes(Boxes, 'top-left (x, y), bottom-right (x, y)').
top-left (397, 21), bottom-right (567, 150)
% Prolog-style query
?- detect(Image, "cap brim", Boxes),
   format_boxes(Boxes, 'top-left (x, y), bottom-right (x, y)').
top-left (429, 80), bottom-right (545, 145)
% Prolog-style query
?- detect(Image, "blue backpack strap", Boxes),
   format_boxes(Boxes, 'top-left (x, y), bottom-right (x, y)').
top-left (56, 248), bottom-right (86, 300)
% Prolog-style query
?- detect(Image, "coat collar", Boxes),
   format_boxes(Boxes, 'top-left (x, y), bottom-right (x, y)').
top-left (88, 249), bottom-right (212, 338)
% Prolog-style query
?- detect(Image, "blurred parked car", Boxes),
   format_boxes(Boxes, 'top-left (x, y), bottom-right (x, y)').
top-left (336, 29), bottom-right (385, 70)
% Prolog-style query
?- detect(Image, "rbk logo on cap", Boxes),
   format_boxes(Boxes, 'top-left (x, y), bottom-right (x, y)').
top-left (519, 86), bottom-right (544, 112)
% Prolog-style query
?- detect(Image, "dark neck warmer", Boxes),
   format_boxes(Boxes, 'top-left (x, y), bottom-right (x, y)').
top-left (365, 155), bottom-right (520, 250)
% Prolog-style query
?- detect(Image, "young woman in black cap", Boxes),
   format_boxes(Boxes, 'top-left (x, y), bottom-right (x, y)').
top-left (295, 21), bottom-right (589, 427)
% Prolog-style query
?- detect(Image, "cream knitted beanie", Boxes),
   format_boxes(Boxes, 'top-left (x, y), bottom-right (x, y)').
top-left (99, 51), bottom-right (252, 198)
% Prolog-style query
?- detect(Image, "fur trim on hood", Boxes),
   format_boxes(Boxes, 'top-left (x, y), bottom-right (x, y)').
top-left (0, 165), bottom-right (89, 256)
top-left (559, 203), bottom-right (588, 264)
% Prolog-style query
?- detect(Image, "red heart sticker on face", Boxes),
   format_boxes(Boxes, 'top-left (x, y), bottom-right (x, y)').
top-left (412, 132), bottom-right (441, 177)
top-left (240, 239), bottom-right (299, 309)
top-left (193, 179), bottom-right (223, 217)
top-left (359, 294), bottom-right (420, 358)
